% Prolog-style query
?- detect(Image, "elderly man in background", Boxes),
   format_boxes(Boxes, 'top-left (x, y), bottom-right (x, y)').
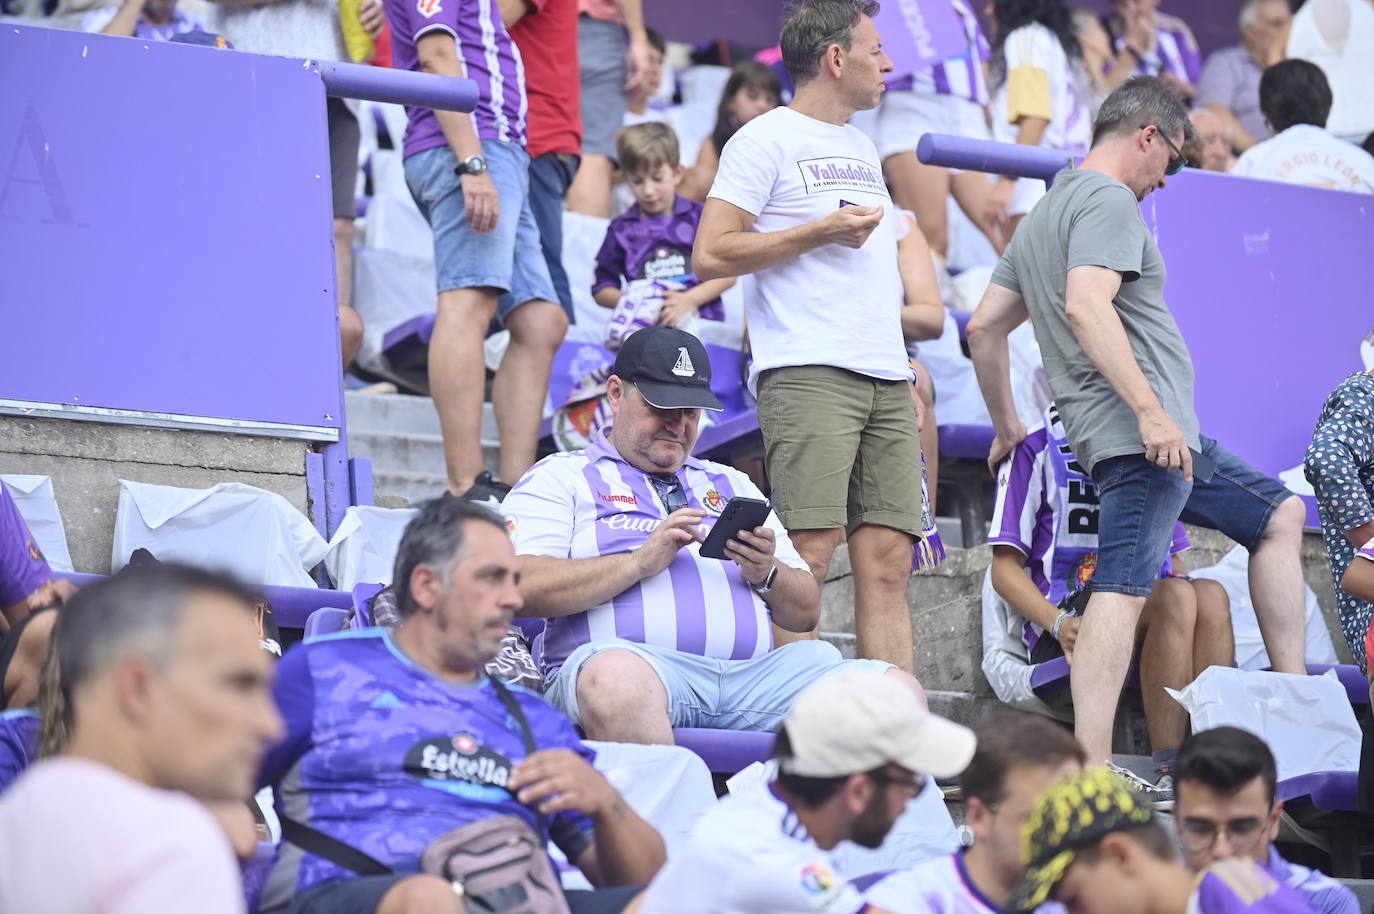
top-left (1197, 0), bottom-right (1291, 154)
top-left (1185, 108), bottom-right (1236, 172)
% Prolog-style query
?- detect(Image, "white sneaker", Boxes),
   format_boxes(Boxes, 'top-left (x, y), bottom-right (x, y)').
top-left (1106, 761), bottom-right (1174, 809)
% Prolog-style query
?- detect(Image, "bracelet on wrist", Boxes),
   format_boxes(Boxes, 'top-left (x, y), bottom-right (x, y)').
top-left (1051, 609), bottom-right (1070, 640)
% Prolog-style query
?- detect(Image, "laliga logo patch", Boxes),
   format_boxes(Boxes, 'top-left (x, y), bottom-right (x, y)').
top-left (703, 490), bottom-right (725, 514)
top-left (416, 0), bottom-right (442, 18)
top-left (799, 863), bottom-right (836, 896)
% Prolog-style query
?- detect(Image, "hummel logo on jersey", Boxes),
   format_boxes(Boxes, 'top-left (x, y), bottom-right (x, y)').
top-left (671, 347), bottom-right (695, 377)
top-left (370, 691), bottom-right (405, 709)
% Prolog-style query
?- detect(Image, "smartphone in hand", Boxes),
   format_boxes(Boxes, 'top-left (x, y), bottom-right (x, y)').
top-left (698, 497), bottom-right (772, 560)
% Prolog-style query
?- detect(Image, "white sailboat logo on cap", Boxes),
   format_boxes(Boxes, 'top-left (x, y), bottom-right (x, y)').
top-left (671, 347), bottom-right (695, 377)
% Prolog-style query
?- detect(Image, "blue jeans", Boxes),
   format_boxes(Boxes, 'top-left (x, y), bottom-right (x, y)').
top-left (1091, 435), bottom-right (1294, 596)
top-left (546, 638), bottom-right (892, 731)
top-left (524, 151), bottom-right (578, 321)
top-left (403, 139), bottom-right (556, 322)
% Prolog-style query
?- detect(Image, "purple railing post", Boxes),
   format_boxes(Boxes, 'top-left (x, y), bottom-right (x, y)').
top-left (315, 60), bottom-right (478, 112)
top-left (917, 133), bottom-right (1077, 186)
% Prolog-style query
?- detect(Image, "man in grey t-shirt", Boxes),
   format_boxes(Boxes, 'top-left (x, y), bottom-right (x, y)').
top-left (967, 77), bottom-right (1307, 778)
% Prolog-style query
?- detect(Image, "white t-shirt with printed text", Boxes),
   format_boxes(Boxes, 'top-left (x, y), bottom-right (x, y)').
top-left (1231, 125), bottom-right (1374, 193)
top-left (638, 782), bottom-right (869, 914)
top-left (708, 105), bottom-right (909, 392)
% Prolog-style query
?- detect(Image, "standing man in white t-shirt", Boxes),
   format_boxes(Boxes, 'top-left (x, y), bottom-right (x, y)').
top-left (694, 0), bottom-right (926, 672)
top-left (0, 564), bottom-right (283, 914)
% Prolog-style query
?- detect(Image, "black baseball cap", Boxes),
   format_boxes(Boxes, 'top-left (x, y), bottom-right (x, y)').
top-left (611, 327), bottom-right (723, 412)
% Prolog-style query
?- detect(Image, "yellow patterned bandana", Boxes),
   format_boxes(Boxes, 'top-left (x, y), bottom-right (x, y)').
top-left (1008, 769), bottom-right (1155, 912)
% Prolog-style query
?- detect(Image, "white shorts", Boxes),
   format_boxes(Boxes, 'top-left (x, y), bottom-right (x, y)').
top-left (1010, 176), bottom-right (1047, 218)
top-left (876, 89), bottom-right (991, 164)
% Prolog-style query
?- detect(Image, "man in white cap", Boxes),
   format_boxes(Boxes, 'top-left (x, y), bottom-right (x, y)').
top-left (636, 670), bottom-right (976, 914)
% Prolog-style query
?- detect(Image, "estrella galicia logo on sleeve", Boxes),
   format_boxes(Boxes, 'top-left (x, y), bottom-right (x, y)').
top-left (796, 156), bottom-right (888, 196)
top-left (405, 733), bottom-right (516, 802)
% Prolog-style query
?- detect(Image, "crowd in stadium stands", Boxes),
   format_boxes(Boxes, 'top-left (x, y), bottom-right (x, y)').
top-left (3, 0), bottom-right (1374, 911)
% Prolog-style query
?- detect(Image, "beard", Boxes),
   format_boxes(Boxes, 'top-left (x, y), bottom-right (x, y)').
top-left (849, 790), bottom-right (901, 849)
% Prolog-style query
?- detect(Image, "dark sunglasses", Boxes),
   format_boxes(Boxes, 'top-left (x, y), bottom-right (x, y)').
top-left (649, 473), bottom-right (689, 514)
top-left (1142, 125), bottom-right (1188, 175)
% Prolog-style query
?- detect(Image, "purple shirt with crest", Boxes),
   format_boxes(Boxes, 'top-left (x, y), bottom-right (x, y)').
top-left (592, 195), bottom-right (724, 320)
top-left (383, 0), bottom-right (527, 158)
top-left (0, 482), bottom-right (51, 608)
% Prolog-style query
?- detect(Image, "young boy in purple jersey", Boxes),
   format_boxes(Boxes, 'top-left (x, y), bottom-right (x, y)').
top-left (1011, 769), bottom-right (1315, 914)
top-left (986, 402), bottom-right (1234, 800)
top-left (593, 123), bottom-right (736, 330)
top-left (258, 497), bottom-right (662, 914)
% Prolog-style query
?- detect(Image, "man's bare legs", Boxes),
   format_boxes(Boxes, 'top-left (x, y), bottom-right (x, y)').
top-left (777, 528), bottom-right (842, 646)
top-left (566, 153), bottom-right (614, 218)
top-left (493, 300), bottom-right (568, 485)
top-left (429, 287), bottom-right (498, 495)
top-left (1135, 577), bottom-right (1199, 753)
top-left (1191, 578), bottom-right (1235, 673)
top-left (847, 524), bottom-right (917, 672)
top-left (1247, 495), bottom-right (1308, 674)
top-left (576, 650), bottom-right (674, 744)
top-left (334, 217), bottom-right (363, 368)
top-left (1072, 590), bottom-right (1147, 764)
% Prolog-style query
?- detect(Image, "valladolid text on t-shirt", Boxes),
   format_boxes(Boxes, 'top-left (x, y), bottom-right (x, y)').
top-left (797, 156), bottom-right (888, 196)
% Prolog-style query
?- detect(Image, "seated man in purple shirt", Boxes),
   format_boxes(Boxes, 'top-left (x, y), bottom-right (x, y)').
top-left (258, 497), bottom-right (663, 914)
top-left (0, 480), bottom-right (71, 711)
top-left (1173, 727), bottom-right (1358, 914)
top-left (505, 327), bottom-right (921, 744)
top-left (1011, 769), bottom-right (1316, 914)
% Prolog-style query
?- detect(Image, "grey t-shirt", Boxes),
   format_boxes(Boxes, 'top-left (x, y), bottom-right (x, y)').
top-left (990, 168), bottom-right (1200, 473)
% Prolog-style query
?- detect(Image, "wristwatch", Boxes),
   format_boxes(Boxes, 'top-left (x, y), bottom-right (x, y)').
top-left (750, 561), bottom-right (779, 595)
top-left (455, 155), bottom-right (487, 176)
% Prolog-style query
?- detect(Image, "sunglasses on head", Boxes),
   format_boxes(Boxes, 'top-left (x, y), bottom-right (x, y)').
top-left (1141, 124), bottom-right (1188, 175)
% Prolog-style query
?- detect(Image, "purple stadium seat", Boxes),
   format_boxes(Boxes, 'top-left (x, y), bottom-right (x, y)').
top-left (1276, 769), bottom-right (1365, 877)
top-left (672, 727), bottom-right (774, 774)
top-left (938, 423), bottom-right (995, 460)
top-left (1306, 663), bottom-right (1370, 705)
top-left (304, 606), bottom-right (348, 638)
top-left (1277, 770), bottom-right (1359, 810)
top-left (59, 572), bottom-right (353, 630)
top-left (950, 309), bottom-right (972, 341)
top-left (378, 314), bottom-right (438, 394)
top-left (1030, 657), bottom-right (1141, 698)
top-left (350, 582), bottom-right (385, 628)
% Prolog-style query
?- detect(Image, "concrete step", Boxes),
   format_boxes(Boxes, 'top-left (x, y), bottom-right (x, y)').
top-left (351, 430), bottom-right (448, 476)
top-left (345, 391), bottom-right (501, 443)
top-left (372, 469), bottom-right (449, 505)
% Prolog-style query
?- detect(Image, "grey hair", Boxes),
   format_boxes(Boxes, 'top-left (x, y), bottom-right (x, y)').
top-left (392, 497), bottom-right (508, 619)
top-left (780, 0), bottom-right (881, 85)
top-left (1091, 75), bottom-right (1196, 148)
top-left (41, 562), bottom-right (259, 756)
top-left (1239, 0), bottom-right (1283, 30)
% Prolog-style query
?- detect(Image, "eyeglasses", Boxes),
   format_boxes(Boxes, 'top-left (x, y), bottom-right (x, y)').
top-left (870, 769), bottom-right (928, 798)
top-left (1177, 817), bottom-right (1267, 855)
top-left (649, 473), bottom-right (689, 514)
top-left (1142, 125), bottom-right (1188, 175)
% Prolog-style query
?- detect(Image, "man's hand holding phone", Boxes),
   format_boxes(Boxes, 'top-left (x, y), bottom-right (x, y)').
top-left (724, 527), bottom-right (778, 588)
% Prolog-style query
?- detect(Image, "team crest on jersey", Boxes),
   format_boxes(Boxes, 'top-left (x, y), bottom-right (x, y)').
top-left (416, 0), bottom-right (441, 18)
top-left (26, 538), bottom-right (42, 562)
top-left (405, 733), bottom-right (514, 789)
top-left (799, 863), bottom-right (836, 896)
top-left (703, 490), bottom-right (725, 513)
top-left (1068, 552), bottom-right (1098, 591)
top-left (505, 517), bottom-right (517, 538)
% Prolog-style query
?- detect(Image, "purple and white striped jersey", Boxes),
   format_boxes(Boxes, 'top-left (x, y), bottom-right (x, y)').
top-left (887, 0), bottom-right (990, 104)
top-left (503, 431), bottom-right (808, 679)
top-left (384, 0), bottom-right (528, 158)
top-left (1108, 12), bottom-right (1202, 86)
top-left (989, 404), bottom-right (1188, 609)
top-left (257, 630), bottom-right (595, 898)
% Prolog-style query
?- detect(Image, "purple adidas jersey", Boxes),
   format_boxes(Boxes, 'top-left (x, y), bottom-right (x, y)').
top-left (592, 196), bottom-right (724, 320)
top-left (0, 481), bottom-right (52, 608)
top-left (1109, 12), bottom-right (1202, 86)
top-left (989, 404), bottom-right (1188, 609)
top-left (258, 630), bottom-right (594, 896)
top-left (383, 0), bottom-right (527, 158)
top-left (0, 710), bottom-right (39, 796)
top-left (503, 432), bottom-right (809, 680)
top-left (886, 0), bottom-right (990, 105)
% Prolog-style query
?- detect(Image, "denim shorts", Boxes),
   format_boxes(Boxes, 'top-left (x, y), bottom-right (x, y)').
top-left (403, 139), bottom-right (556, 319)
top-left (545, 638), bottom-right (892, 731)
top-left (1091, 435), bottom-right (1294, 596)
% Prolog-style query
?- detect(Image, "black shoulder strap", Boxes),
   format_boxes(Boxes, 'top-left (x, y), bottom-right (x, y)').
top-left (490, 676), bottom-right (548, 837)
top-left (280, 816), bottom-right (394, 877)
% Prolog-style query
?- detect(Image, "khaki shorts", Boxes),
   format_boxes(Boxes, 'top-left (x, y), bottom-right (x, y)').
top-left (757, 365), bottom-right (925, 536)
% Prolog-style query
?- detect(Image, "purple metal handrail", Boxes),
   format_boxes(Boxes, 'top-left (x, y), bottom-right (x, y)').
top-left (316, 60), bottom-right (477, 112)
top-left (917, 133), bottom-right (1077, 185)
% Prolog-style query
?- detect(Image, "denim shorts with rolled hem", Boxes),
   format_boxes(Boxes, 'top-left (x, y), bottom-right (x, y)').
top-left (1091, 435), bottom-right (1294, 596)
top-left (404, 139), bottom-right (557, 322)
top-left (545, 638), bottom-right (892, 731)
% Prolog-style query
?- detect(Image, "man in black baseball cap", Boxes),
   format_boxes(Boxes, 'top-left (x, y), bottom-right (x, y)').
top-left (502, 326), bottom-right (913, 745)
top-left (610, 325), bottom-right (724, 413)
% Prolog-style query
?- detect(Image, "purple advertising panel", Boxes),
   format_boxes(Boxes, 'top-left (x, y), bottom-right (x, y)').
top-left (874, 0), bottom-right (966, 77)
top-left (0, 26), bottom-right (344, 437)
top-left (1145, 169), bottom-right (1374, 525)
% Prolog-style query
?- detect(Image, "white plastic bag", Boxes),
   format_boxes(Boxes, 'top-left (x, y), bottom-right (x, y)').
top-left (1166, 667), bottom-right (1361, 779)
top-left (726, 759), bottom-right (959, 876)
top-left (112, 480), bottom-right (328, 588)
top-left (323, 505), bottom-right (419, 592)
top-left (1, 475), bottom-right (75, 573)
